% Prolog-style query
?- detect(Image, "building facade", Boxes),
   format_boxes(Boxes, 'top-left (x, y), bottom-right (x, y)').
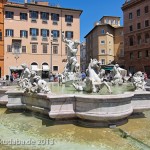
top-left (4, 1), bottom-right (82, 77)
top-left (80, 42), bottom-right (86, 71)
top-left (0, 0), bottom-right (6, 78)
top-left (85, 16), bottom-right (124, 67)
top-left (122, 0), bottom-right (150, 76)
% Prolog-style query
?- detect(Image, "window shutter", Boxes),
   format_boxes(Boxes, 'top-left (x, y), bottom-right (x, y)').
top-left (5, 29), bottom-right (7, 36)
top-left (51, 13), bottom-right (53, 20)
top-left (26, 31), bottom-right (28, 38)
top-left (36, 11), bottom-right (38, 19)
top-left (47, 30), bottom-right (49, 37)
top-left (71, 16), bottom-right (73, 22)
top-left (57, 31), bottom-right (60, 37)
top-left (46, 13), bottom-right (49, 20)
top-left (71, 32), bottom-right (73, 38)
top-left (11, 12), bottom-right (14, 19)
top-left (65, 31), bottom-right (67, 38)
top-left (29, 11), bottom-right (32, 18)
top-left (12, 30), bottom-right (14, 37)
top-left (36, 29), bottom-right (39, 36)
top-left (57, 14), bottom-right (59, 21)
top-left (25, 13), bottom-right (28, 20)
top-left (20, 13), bottom-right (22, 19)
top-left (41, 29), bottom-right (43, 36)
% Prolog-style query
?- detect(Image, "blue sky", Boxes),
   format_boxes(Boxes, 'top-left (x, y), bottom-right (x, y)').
top-left (48, 0), bottom-right (125, 42)
top-left (13, 0), bottom-right (125, 41)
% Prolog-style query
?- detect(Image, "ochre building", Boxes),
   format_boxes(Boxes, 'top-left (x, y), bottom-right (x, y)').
top-left (4, 1), bottom-right (82, 77)
top-left (85, 16), bottom-right (124, 67)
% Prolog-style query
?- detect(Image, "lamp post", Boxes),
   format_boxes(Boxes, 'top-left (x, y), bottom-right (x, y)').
top-left (50, 33), bottom-right (53, 72)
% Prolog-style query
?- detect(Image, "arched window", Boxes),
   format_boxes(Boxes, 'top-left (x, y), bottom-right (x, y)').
top-left (31, 62), bottom-right (38, 71)
top-left (145, 33), bottom-right (149, 43)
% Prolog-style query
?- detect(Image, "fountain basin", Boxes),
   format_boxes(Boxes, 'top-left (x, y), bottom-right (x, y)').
top-left (5, 89), bottom-right (150, 127)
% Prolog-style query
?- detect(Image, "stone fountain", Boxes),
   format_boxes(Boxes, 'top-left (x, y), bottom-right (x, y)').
top-left (2, 37), bottom-right (150, 127)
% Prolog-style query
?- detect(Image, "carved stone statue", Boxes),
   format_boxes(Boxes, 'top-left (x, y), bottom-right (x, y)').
top-left (73, 59), bottom-right (112, 93)
top-left (18, 64), bottom-right (51, 94)
top-left (111, 64), bottom-right (124, 85)
top-left (62, 32), bottom-right (80, 73)
top-left (132, 71), bottom-right (146, 91)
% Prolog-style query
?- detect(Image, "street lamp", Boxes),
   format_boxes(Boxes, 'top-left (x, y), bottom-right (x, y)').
top-left (50, 33), bottom-right (53, 72)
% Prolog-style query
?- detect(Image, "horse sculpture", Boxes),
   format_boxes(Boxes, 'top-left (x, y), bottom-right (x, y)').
top-left (73, 59), bottom-right (112, 93)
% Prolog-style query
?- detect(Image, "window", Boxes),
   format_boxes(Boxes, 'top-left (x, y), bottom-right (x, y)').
top-left (129, 25), bottom-right (133, 31)
top-left (5, 11), bottom-right (14, 19)
top-left (65, 15), bottom-right (73, 22)
top-left (40, 12), bottom-right (49, 20)
top-left (145, 20), bottom-right (149, 27)
top-left (32, 45), bottom-right (37, 53)
top-left (145, 50), bottom-right (149, 57)
top-left (29, 11), bottom-right (38, 19)
top-left (20, 13), bottom-right (27, 20)
top-left (130, 52), bottom-right (134, 59)
top-left (137, 23), bottom-right (141, 29)
top-left (7, 45), bottom-right (12, 52)
top-left (137, 35), bottom-right (142, 45)
top-left (51, 13), bottom-right (59, 21)
top-left (22, 46), bottom-right (26, 53)
top-left (53, 45), bottom-right (58, 54)
top-left (43, 44), bottom-right (47, 53)
top-left (101, 59), bottom-right (105, 65)
top-left (65, 31), bottom-right (73, 39)
top-left (0, 32), bottom-right (2, 41)
top-left (129, 12), bottom-right (132, 19)
top-left (138, 51), bottom-right (142, 58)
top-left (101, 40), bottom-right (105, 44)
top-left (53, 66), bottom-right (58, 71)
top-left (20, 30), bottom-right (28, 38)
top-left (51, 30), bottom-right (59, 38)
top-left (6, 29), bottom-right (14, 37)
top-left (30, 28), bottom-right (39, 36)
top-left (129, 37), bottom-right (133, 46)
top-left (41, 29), bottom-right (49, 37)
top-left (145, 33), bottom-right (149, 43)
top-left (101, 29), bottom-right (105, 34)
top-left (137, 9), bottom-right (140, 16)
top-left (101, 49), bottom-right (105, 54)
top-left (106, 18), bottom-right (109, 24)
top-left (145, 6), bottom-right (149, 13)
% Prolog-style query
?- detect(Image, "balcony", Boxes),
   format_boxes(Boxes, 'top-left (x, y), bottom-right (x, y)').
top-left (31, 18), bottom-right (37, 23)
top-left (42, 37), bottom-right (48, 41)
top-left (66, 22), bottom-right (72, 26)
top-left (42, 20), bottom-right (48, 24)
top-left (53, 21), bottom-right (58, 25)
top-left (53, 38), bottom-right (58, 42)
top-left (31, 36), bottom-right (37, 41)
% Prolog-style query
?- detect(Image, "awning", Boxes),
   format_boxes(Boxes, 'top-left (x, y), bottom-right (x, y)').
top-left (31, 65), bottom-right (38, 71)
top-left (42, 65), bottom-right (50, 71)
top-left (10, 66), bottom-right (23, 70)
